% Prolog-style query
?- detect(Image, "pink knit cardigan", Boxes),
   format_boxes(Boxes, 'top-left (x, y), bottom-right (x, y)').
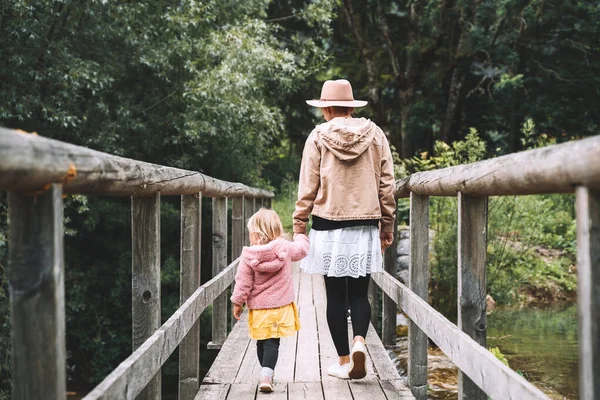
top-left (230, 234), bottom-right (309, 309)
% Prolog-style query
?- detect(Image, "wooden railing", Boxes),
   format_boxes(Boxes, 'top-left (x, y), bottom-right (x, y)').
top-left (0, 128), bottom-right (273, 400)
top-left (373, 135), bottom-right (600, 400)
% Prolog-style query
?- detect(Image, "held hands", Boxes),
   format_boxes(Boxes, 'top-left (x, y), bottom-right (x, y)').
top-left (380, 231), bottom-right (393, 253)
top-left (233, 303), bottom-right (243, 320)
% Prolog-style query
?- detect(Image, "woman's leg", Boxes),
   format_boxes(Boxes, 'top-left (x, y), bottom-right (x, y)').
top-left (324, 276), bottom-right (350, 360)
top-left (261, 338), bottom-right (281, 370)
top-left (347, 274), bottom-right (371, 341)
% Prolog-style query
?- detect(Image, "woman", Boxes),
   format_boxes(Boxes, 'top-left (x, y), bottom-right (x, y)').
top-left (293, 79), bottom-right (396, 379)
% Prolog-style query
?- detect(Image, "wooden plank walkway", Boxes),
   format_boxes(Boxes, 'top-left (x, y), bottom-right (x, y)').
top-left (198, 264), bottom-right (414, 399)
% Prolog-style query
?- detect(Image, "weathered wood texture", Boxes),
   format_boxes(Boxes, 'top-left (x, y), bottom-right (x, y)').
top-left (202, 312), bottom-right (251, 384)
top-left (231, 197), bottom-right (244, 261)
top-left (457, 193), bottom-right (488, 400)
top-left (132, 194), bottom-right (161, 400)
top-left (383, 209), bottom-right (398, 345)
top-left (371, 271), bottom-right (549, 399)
top-left (408, 193), bottom-right (429, 400)
top-left (210, 197), bottom-right (228, 349)
top-left (393, 135), bottom-right (600, 198)
top-left (199, 265), bottom-right (414, 399)
top-left (368, 276), bottom-right (380, 330)
top-left (84, 260), bottom-right (239, 400)
top-left (230, 196), bottom-right (244, 328)
top-left (8, 185), bottom-right (66, 400)
top-left (179, 194), bottom-right (202, 400)
top-left (0, 128), bottom-right (274, 198)
top-left (576, 186), bottom-right (600, 400)
top-left (244, 197), bottom-right (253, 246)
top-left (194, 384), bottom-right (229, 400)
top-left (295, 274), bottom-right (320, 382)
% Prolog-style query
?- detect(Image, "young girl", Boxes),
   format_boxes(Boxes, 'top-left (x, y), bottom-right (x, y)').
top-left (231, 208), bottom-right (309, 392)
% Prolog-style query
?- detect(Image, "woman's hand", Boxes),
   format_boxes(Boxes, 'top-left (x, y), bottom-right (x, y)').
top-left (233, 303), bottom-right (243, 320)
top-left (380, 231), bottom-right (394, 253)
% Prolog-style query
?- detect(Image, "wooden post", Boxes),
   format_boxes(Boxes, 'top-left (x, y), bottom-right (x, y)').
top-left (264, 197), bottom-right (272, 208)
top-left (576, 187), bottom-right (600, 400)
top-left (208, 197), bottom-right (228, 349)
top-left (178, 194), bottom-right (202, 400)
top-left (368, 276), bottom-right (380, 331)
top-left (8, 185), bottom-right (66, 399)
top-left (244, 197), bottom-right (253, 246)
top-left (382, 206), bottom-right (398, 345)
top-left (408, 193), bottom-right (429, 400)
top-left (230, 197), bottom-right (244, 327)
top-left (132, 193), bottom-right (161, 400)
top-left (457, 193), bottom-right (488, 400)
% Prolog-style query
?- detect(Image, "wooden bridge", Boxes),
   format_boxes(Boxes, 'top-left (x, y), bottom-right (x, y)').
top-left (1, 127), bottom-right (599, 400)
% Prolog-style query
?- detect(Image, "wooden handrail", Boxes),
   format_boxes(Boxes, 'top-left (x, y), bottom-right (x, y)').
top-left (371, 271), bottom-right (548, 399)
top-left (0, 128), bottom-right (274, 198)
top-left (2, 129), bottom-right (274, 400)
top-left (384, 135), bottom-right (600, 399)
top-left (83, 259), bottom-right (239, 400)
top-left (395, 135), bottom-right (600, 198)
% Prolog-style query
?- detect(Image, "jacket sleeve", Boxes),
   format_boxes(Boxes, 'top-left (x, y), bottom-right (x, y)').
top-left (288, 234), bottom-right (310, 262)
top-left (293, 131), bottom-right (321, 234)
top-left (230, 259), bottom-right (254, 306)
top-left (379, 134), bottom-right (397, 232)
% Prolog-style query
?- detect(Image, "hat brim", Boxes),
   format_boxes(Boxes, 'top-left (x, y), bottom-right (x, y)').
top-left (306, 99), bottom-right (368, 108)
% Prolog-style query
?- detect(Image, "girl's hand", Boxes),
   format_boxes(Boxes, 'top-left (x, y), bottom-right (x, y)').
top-left (233, 303), bottom-right (243, 320)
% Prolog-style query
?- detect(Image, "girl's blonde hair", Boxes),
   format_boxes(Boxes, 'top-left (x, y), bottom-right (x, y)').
top-left (247, 208), bottom-right (284, 245)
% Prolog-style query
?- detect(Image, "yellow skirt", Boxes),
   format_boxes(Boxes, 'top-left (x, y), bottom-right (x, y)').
top-left (248, 302), bottom-right (301, 340)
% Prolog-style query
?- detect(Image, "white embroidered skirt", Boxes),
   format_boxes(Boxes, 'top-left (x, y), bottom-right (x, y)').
top-left (300, 225), bottom-right (383, 278)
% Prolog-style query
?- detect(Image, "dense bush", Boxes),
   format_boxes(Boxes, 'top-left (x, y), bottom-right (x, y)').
top-left (398, 123), bottom-right (577, 318)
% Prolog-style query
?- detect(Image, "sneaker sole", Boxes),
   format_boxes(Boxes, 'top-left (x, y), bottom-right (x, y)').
top-left (348, 351), bottom-right (367, 379)
top-left (259, 385), bottom-right (273, 393)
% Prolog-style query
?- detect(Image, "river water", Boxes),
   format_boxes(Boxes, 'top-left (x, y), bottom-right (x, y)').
top-left (393, 304), bottom-right (579, 399)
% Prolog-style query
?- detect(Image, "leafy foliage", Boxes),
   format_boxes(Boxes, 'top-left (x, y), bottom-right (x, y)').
top-left (0, 0), bottom-right (334, 395)
top-left (398, 124), bottom-right (577, 318)
top-left (327, 0), bottom-right (600, 157)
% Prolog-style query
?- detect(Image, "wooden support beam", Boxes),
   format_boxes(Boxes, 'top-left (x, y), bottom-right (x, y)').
top-left (368, 277), bottom-right (380, 331)
top-left (457, 193), bottom-right (488, 400)
top-left (132, 193), bottom-right (161, 400)
top-left (230, 197), bottom-right (244, 327)
top-left (244, 197), bottom-right (253, 246)
top-left (84, 261), bottom-right (239, 400)
top-left (576, 186), bottom-right (600, 400)
top-left (382, 208), bottom-right (398, 346)
top-left (179, 194), bottom-right (202, 400)
top-left (209, 197), bottom-right (228, 349)
top-left (408, 193), bottom-right (429, 400)
top-left (8, 184), bottom-right (66, 399)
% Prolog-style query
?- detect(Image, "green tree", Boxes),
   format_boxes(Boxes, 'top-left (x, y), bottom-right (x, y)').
top-left (0, 0), bottom-right (333, 394)
top-left (328, 0), bottom-right (600, 157)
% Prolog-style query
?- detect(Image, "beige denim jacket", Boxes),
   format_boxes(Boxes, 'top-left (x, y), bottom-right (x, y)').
top-left (293, 117), bottom-right (396, 234)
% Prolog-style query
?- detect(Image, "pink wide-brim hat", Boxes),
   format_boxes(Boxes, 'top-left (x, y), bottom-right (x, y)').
top-left (306, 79), bottom-right (368, 108)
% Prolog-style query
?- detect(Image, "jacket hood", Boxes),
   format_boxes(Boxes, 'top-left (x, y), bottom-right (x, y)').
top-left (317, 117), bottom-right (376, 161)
top-left (241, 237), bottom-right (288, 273)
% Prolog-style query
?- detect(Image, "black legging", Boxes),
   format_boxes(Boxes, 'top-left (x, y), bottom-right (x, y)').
top-left (324, 275), bottom-right (371, 357)
top-left (256, 338), bottom-right (280, 370)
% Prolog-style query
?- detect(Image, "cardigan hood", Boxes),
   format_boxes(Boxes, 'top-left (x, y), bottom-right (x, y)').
top-left (318, 117), bottom-right (376, 161)
top-left (241, 237), bottom-right (289, 273)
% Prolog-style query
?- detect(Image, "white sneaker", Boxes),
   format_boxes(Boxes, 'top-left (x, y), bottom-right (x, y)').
top-left (349, 341), bottom-right (367, 379)
top-left (327, 362), bottom-right (351, 379)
